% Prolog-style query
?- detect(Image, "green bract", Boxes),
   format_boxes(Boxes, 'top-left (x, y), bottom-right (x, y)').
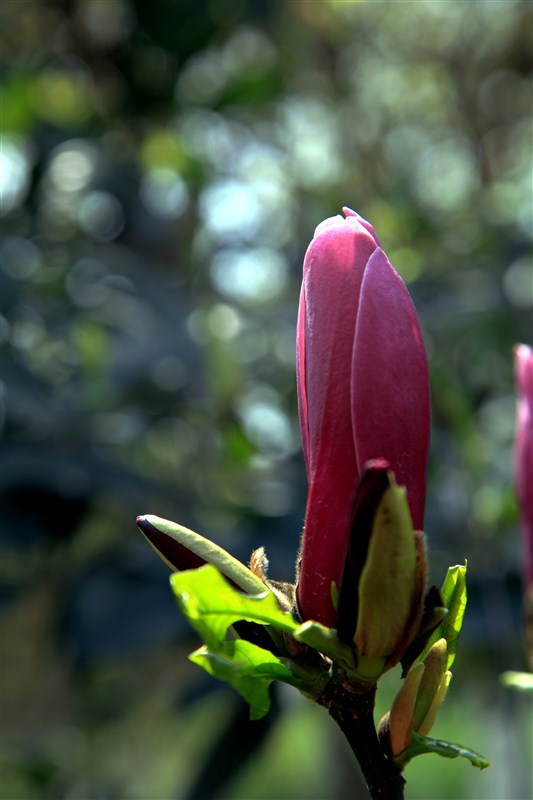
top-left (354, 481), bottom-right (419, 661)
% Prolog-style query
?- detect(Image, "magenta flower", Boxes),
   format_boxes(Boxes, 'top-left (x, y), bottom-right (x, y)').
top-left (514, 344), bottom-right (533, 591)
top-left (296, 207), bottom-right (431, 628)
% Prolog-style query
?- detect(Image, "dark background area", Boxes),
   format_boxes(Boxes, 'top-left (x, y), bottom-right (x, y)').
top-left (1, 1), bottom-right (532, 798)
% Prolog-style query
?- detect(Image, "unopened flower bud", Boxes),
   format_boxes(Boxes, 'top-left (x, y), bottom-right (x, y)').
top-left (382, 637), bottom-right (451, 758)
top-left (296, 209), bottom-right (430, 628)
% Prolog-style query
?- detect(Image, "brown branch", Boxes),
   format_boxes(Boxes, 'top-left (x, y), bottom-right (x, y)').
top-left (318, 670), bottom-right (405, 800)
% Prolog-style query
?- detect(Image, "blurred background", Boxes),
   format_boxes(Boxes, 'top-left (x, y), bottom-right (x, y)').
top-left (1, 0), bottom-right (532, 798)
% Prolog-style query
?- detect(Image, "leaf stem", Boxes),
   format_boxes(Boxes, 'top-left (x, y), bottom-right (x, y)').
top-left (318, 669), bottom-right (405, 800)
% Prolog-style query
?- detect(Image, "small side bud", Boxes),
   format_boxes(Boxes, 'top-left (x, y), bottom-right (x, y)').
top-left (382, 639), bottom-right (452, 761)
top-left (417, 670), bottom-right (452, 736)
top-left (387, 661), bottom-right (425, 756)
top-left (250, 547), bottom-right (269, 581)
top-left (250, 546), bottom-right (296, 613)
top-left (411, 638), bottom-right (448, 732)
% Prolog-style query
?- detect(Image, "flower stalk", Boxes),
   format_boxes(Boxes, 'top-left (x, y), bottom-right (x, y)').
top-left (318, 671), bottom-right (405, 800)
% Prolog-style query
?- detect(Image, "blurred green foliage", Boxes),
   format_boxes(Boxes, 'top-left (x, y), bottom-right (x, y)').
top-left (1, 1), bottom-right (531, 798)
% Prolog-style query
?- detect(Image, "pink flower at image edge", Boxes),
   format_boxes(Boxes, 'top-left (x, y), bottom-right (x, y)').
top-left (515, 344), bottom-right (533, 589)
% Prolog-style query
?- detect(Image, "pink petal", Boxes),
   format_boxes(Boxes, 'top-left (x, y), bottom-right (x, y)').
top-left (515, 344), bottom-right (533, 587)
top-left (342, 207), bottom-right (381, 246)
top-left (300, 220), bottom-right (377, 482)
top-left (296, 283), bottom-right (310, 473)
top-left (351, 248), bottom-right (430, 531)
top-left (296, 219), bottom-right (378, 625)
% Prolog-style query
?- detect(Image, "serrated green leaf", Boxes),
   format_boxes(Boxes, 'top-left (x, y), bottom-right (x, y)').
top-left (421, 564), bottom-right (467, 669)
top-left (170, 564), bottom-right (298, 648)
top-left (402, 731), bottom-right (490, 770)
top-left (190, 639), bottom-right (305, 720)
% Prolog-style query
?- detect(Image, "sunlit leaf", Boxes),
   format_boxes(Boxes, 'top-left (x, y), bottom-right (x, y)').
top-left (421, 564), bottom-right (467, 669)
top-left (172, 565), bottom-right (332, 716)
top-left (170, 564), bottom-right (298, 648)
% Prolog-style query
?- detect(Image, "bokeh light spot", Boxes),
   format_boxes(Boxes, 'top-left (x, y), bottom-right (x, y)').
top-left (78, 191), bottom-right (125, 241)
top-left (210, 248), bottom-right (287, 305)
top-left (0, 135), bottom-right (33, 213)
top-left (200, 179), bottom-right (261, 241)
top-left (140, 168), bottom-right (189, 219)
top-left (1, 237), bottom-right (42, 280)
top-left (48, 141), bottom-right (96, 193)
top-left (503, 255), bottom-right (533, 309)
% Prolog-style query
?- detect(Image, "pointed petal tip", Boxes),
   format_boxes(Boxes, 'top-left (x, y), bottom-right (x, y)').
top-left (341, 206), bottom-right (381, 244)
top-left (362, 458), bottom-right (392, 474)
top-left (313, 214), bottom-right (345, 238)
top-left (136, 515), bottom-right (152, 532)
top-left (136, 515), bottom-right (164, 539)
top-left (312, 208), bottom-right (378, 242)
top-left (515, 343), bottom-right (533, 389)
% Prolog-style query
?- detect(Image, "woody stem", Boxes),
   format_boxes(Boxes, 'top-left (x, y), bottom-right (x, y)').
top-left (318, 670), bottom-right (405, 800)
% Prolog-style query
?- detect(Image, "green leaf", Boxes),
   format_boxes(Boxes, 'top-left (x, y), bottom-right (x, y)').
top-left (171, 565), bottom-right (331, 716)
top-left (421, 564), bottom-right (467, 669)
top-left (401, 731), bottom-right (490, 770)
top-left (170, 564), bottom-right (298, 648)
top-left (190, 639), bottom-right (305, 720)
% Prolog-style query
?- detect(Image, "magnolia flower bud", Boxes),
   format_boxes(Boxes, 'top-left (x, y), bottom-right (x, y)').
top-left (296, 208), bottom-right (430, 631)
